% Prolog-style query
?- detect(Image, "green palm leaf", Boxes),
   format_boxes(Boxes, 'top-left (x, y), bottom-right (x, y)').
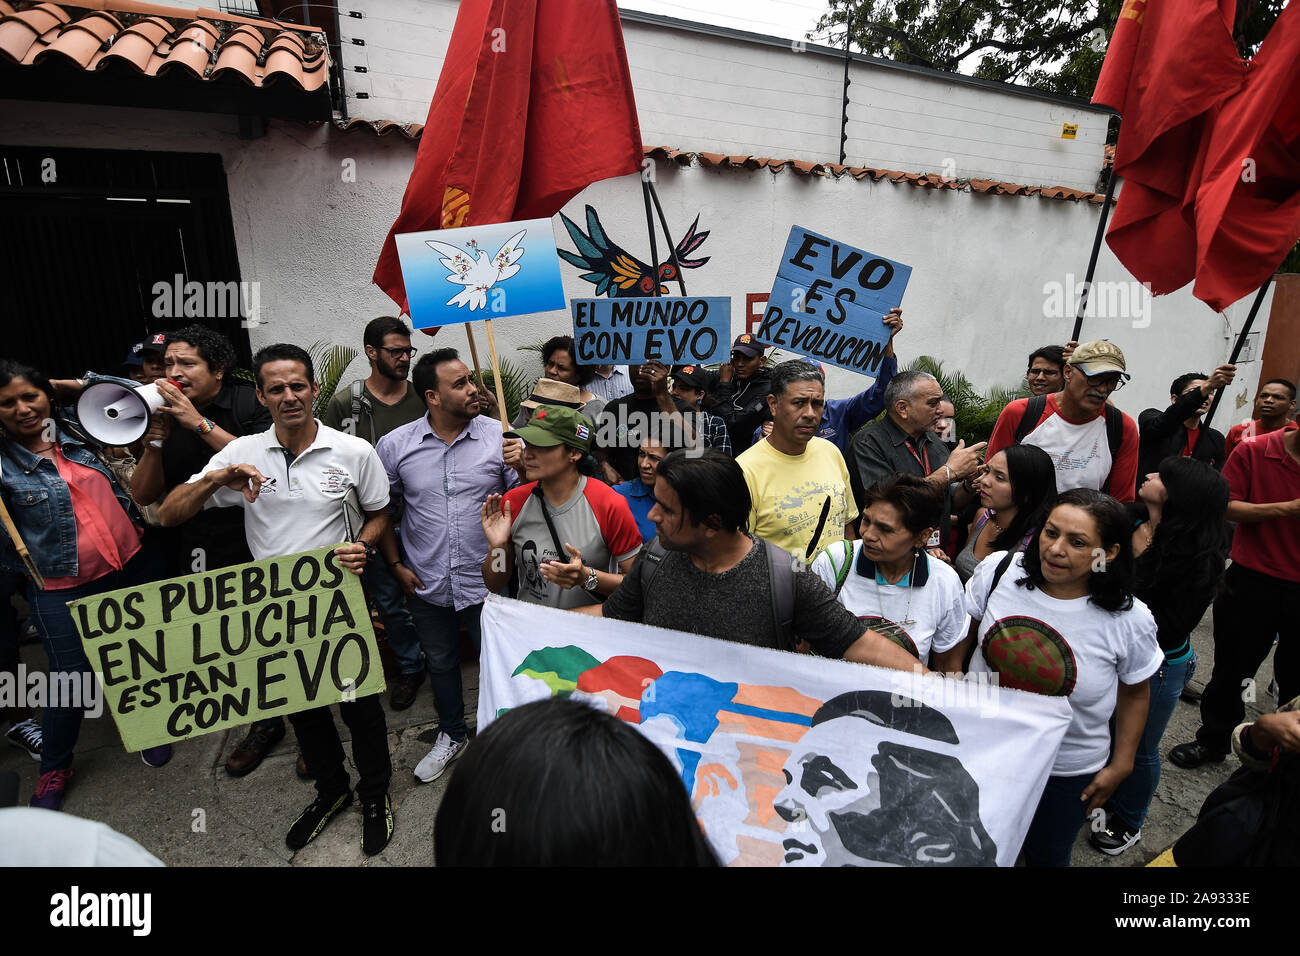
top-left (307, 340), bottom-right (359, 418)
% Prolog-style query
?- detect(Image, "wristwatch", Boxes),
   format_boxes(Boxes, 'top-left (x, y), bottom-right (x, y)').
top-left (581, 566), bottom-right (599, 591)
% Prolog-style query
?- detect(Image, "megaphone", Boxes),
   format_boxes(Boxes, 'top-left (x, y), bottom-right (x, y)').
top-left (77, 379), bottom-right (168, 446)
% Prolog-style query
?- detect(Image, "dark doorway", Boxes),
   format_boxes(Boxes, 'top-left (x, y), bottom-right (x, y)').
top-left (0, 145), bottom-right (251, 379)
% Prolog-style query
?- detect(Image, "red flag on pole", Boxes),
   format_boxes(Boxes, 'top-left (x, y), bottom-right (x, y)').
top-left (1191, 2), bottom-right (1300, 312)
top-left (373, 0), bottom-right (644, 313)
top-left (1091, 0), bottom-right (1244, 297)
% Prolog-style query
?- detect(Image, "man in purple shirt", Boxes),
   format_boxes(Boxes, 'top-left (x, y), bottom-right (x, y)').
top-left (377, 348), bottom-right (517, 783)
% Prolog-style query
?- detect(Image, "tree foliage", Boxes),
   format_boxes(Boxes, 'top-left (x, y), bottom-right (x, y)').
top-left (813, 0), bottom-right (1287, 99)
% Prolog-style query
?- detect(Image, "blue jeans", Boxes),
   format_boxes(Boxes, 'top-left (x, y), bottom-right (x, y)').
top-left (364, 557), bottom-right (424, 677)
top-left (1107, 656), bottom-right (1190, 830)
top-left (408, 599), bottom-right (482, 741)
top-left (27, 553), bottom-right (150, 774)
top-left (1021, 772), bottom-right (1093, 867)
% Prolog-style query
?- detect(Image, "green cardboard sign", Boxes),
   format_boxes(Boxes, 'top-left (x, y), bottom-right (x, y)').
top-left (70, 547), bottom-right (384, 752)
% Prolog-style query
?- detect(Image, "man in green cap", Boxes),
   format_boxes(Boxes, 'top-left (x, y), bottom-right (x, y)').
top-left (481, 404), bottom-right (643, 609)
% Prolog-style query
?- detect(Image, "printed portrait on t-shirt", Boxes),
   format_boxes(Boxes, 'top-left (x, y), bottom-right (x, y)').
top-left (519, 540), bottom-right (544, 596)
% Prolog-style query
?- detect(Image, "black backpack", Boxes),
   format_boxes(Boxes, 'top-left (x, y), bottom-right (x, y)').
top-left (1013, 393), bottom-right (1124, 488)
top-left (637, 537), bottom-right (796, 650)
top-left (1173, 751), bottom-right (1300, 866)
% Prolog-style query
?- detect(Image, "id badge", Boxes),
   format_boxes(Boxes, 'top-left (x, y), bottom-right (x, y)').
top-left (926, 529), bottom-right (941, 549)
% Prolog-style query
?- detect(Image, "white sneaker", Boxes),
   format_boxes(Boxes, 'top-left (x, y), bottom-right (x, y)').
top-left (413, 732), bottom-right (466, 783)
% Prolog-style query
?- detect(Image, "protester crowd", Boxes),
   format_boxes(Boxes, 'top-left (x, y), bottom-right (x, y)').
top-left (2, 311), bottom-right (1297, 867)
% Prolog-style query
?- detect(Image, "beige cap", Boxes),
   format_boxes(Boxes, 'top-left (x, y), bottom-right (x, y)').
top-left (1068, 340), bottom-right (1130, 380)
top-left (520, 377), bottom-right (583, 411)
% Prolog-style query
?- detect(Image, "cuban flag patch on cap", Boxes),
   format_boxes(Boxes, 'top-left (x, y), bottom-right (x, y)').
top-left (575, 424), bottom-right (589, 440)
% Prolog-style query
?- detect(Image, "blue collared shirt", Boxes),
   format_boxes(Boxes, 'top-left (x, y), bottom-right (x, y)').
top-left (376, 414), bottom-right (517, 610)
top-left (613, 479), bottom-right (657, 543)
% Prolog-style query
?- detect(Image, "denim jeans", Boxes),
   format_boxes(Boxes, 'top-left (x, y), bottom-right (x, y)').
top-left (408, 599), bottom-right (482, 741)
top-left (1021, 772), bottom-right (1093, 867)
top-left (27, 553), bottom-right (151, 774)
top-left (364, 557), bottom-right (424, 677)
top-left (1107, 656), bottom-right (1189, 831)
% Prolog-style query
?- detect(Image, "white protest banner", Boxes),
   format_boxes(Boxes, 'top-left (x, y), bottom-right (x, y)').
top-left (479, 595), bottom-right (1071, 867)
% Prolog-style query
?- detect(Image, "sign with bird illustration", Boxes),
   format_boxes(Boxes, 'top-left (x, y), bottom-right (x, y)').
top-left (395, 217), bottom-right (567, 329)
top-left (559, 205), bottom-right (711, 297)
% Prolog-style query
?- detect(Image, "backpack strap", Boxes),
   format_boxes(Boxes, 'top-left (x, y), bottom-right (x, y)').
top-left (822, 539), bottom-right (855, 597)
top-left (1013, 394), bottom-right (1049, 445)
top-left (1102, 403), bottom-right (1124, 490)
top-left (637, 536), bottom-right (669, 593)
top-left (988, 549), bottom-right (1017, 602)
top-left (349, 380), bottom-right (371, 440)
top-left (762, 539), bottom-right (796, 651)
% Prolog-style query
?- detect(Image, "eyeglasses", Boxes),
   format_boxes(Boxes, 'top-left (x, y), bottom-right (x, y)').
top-left (1026, 368), bottom-right (1059, 378)
top-left (1083, 373), bottom-right (1125, 391)
top-left (379, 347), bottom-right (417, 358)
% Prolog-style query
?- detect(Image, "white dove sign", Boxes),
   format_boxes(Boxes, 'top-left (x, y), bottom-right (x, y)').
top-left (395, 217), bottom-right (567, 329)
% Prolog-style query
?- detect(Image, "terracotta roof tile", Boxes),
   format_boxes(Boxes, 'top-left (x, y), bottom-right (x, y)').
top-left (329, 124), bottom-right (1111, 206)
top-left (1, 0), bottom-right (329, 96)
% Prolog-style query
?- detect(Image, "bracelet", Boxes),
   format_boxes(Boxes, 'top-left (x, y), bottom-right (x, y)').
top-left (388, 559), bottom-right (403, 569)
top-left (195, 417), bottom-right (215, 435)
top-left (944, 465), bottom-right (953, 484)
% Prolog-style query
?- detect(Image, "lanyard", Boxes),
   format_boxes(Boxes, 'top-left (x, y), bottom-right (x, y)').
top-left (903, 438), bottom-right (930, 474)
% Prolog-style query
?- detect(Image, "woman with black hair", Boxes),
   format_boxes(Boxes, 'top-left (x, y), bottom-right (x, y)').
top-left (540, 335), bottom-right (606, 423)
top-left (434, 697), bottom-right (719, 866)
top-left (1090, 457), bottom-right (1229, 856)
top-left (814, 474), bottom-right (967, 666)
top-left (0, 360), bottom-right (169, 811)
top-left (958, 489), bottom-right (1162, 866)
top-left (954, 444), bottom-right (1057, 583)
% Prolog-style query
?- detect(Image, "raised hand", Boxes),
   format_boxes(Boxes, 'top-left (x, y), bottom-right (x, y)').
top-left (481, 494), bottom-right (513, 550)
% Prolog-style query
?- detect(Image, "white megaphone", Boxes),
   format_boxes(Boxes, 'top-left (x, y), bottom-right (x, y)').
top-left (77, 379), bottom-right (169, 446)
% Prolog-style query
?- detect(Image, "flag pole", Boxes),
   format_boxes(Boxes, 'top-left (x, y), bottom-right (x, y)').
top-left (1203, 279), bottom-right (1272, 431)
top-left (483, 318), bottom-right (511, 430)
top-left (465, 323), bottom-right (488, 394)
top-left (0, 498), bottom-right (44, 590)
top-left (646, 180), bottom-right (688, 296)
top-left (1072, 118), bottom-right (1122, 342)
top-left (641, 179), bottom-right (663, 296)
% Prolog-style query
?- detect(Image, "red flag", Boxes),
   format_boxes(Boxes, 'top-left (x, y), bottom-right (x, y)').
top-left (373, 0), bottom-right (643, 313)
top-left (1192, 2), bottom-right (1300, 311)
top-left (1091, 0), bottom-right (1244, 295)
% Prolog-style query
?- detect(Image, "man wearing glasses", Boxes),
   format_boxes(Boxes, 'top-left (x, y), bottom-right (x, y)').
top-left (323, 317), bottom-right (429, 712)
top-left (1025, 345), bottom-right (1067, 396)
top-left (987, 340), bottom-right (1140, 502)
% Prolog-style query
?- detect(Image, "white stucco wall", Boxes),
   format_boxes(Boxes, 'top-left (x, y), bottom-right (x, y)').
top-left (337, 0), bottom-right (1109, 191)
top-left (1, 98), bottom-right (1272, 421)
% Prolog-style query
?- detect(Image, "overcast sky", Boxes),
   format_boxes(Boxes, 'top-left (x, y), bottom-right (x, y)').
top-left (620, 0), bottom-right (834, 44)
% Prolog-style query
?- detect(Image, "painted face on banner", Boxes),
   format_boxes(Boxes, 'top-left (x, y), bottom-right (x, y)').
top-left (773, 694), bottom-right (996, 867)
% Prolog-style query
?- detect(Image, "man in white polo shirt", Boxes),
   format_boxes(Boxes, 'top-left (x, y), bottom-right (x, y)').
top-left (158, 344), bottom-right (395, 857)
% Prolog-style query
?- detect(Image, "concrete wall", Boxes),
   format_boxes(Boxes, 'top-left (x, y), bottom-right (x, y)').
top-left (337, 0), bottom-right (1109, 192)
top-left (1, 98), bottom-right (1272, 422)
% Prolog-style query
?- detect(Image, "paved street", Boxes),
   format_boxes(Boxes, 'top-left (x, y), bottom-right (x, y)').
top-left (1, 605), bottom-right (1276, 867)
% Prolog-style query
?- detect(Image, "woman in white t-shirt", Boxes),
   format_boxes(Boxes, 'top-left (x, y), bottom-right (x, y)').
top-left (812, 474), bottom-right (966, 665)
top-left (947, 488), bottom-right (1162, 867)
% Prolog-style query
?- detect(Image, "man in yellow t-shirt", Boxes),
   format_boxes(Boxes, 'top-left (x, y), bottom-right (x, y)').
top-left (737, 361), bottom-right (858, 563)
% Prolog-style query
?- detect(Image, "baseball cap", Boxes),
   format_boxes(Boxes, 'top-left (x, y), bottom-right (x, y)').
top-left (672, 365), bottom-right (708, 389)
top-left (1068, 340), bottom-right (1130, 380)
top-left (731, 333), bottom-right (765, 359)
top-left (122, 333), bottom-right (168, 368)
top-left (519, 378), bottom-right (583, 411)
top-left (506, 404), bottom-right (593, 452)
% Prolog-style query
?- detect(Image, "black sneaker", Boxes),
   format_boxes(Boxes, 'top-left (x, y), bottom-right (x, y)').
top-left (1169, 741), bottom-right (1227, 769)
top-left (1090, 816), bottom-right (1142, 856)
top-left (361, 793), bottom-right (394, 856)
top-left (286, 790), bottom-right (353, 851)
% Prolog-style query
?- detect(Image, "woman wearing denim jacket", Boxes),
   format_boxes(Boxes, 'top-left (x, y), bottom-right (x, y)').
top-left (0, 360), bottom-right (169, 810)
